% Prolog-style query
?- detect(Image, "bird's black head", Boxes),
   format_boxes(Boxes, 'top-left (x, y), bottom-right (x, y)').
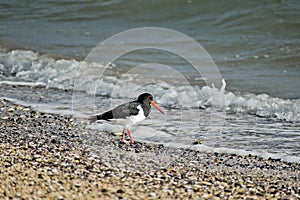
top-left (137, 93), bottom-right (164, 114)
top-left (137, 93), bottom-right (153, 104)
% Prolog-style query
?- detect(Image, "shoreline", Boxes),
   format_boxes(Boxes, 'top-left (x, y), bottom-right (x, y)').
top-left (0, 99), bottom-right (299, 199)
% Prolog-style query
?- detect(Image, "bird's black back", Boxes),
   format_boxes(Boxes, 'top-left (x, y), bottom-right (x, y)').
top-left (96, 101), bottom-right (141, 120)
top-left (96, 93), bottom-right (154, 121)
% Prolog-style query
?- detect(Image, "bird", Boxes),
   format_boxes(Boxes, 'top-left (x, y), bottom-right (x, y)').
top-left (89, 93), bottom-right (164, 144)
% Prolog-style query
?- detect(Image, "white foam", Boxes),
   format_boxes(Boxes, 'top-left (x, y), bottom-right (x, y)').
top-left (149, 142), bottom-right (300, 164)
top-left (1, 49), bottom-right (299, 122)
top-left (133, 126), bottom-right (169, 140)
top-left (224, 92), bottom-right (300, 122)
top-left (0, 97), bottom-right (75, 116)
top-left (86, 123), bottom-right (122, 133)
top-left (0, 81), bottom-right (46, 87)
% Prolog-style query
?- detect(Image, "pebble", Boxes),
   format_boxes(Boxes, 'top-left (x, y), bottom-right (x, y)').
top-left (149, 192), bottom-right (156, 197)
top-left (112, 132), bottom-right (123, 136)
top-left (200, 181), bottom-right (212, 186)
top-left (74, 182), bottom-right (81, 188)
top-left (7, 107), bottom-right (14, 112)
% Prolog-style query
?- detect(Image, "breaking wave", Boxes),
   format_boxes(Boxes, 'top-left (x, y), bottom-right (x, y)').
top-left (0, 49), bottom-right (299, 122)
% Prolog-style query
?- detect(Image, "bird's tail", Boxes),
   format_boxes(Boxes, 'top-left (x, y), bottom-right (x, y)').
top-left (88, 116), bottom-right (98, 123)
top-left (88, 110), bottom-right (113, 123)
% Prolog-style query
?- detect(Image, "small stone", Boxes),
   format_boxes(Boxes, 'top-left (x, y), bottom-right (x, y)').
top-left (149, 192), bottom-right (156, 197)
top-left (112, 132), bottom-right (123, 136)
top-left (51, 139), bottom-right (57, 144)
top-left (101, 188), bottom-right (108, 193)
top-left (4, 162), bottom-right (11, 167)
top-left (22, 108), bottom-right (30, 111)
top-left (74, 182), bottom-right (81, 188)
top-left (7, 107), bottom-right (14, 112)
top-left (200, 181), bottom-right (212, 186)
top-left (116, 189), bottom-right (124, 193)
top-left (237, 188), bottom-right (245, 195)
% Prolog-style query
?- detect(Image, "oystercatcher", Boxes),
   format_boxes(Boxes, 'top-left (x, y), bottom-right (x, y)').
top-left (89, 93), bottom-right (164, 144)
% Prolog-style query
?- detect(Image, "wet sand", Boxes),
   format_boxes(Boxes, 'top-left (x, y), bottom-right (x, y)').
top-left (0, 99), bottom-right (299, 199)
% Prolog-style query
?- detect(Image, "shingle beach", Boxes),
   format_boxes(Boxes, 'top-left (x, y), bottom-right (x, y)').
top-left (0, 99), bottom-right (299, 199)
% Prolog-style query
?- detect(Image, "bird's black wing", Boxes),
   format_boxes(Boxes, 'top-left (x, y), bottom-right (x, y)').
top-left (110, 101), bottom-right (141, 119)
top-left (94, 101), bottom-right (141, 121)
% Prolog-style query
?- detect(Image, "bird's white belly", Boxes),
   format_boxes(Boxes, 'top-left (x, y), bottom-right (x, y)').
top-left (125, 105), bottom-right (146, 127)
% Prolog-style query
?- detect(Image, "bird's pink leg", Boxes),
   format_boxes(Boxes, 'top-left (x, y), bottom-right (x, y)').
top-left (121, 127), bottom-right (126, 143)
top-left (127, 128), bottom-right (134, 144)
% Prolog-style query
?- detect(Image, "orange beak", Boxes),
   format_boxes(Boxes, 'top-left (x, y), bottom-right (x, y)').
top-left (151, 101), bottom-right (164, 114)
